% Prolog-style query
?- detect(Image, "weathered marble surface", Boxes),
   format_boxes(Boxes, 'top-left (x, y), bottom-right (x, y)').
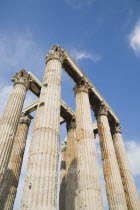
top-left (97, 102), bottom-right (127, 210)
top-left (0, 113), bottom-right (32, 210)
top-left (20, 46), bottom-right (64, 210)
top-left (113, 122), bottom-right (140, 210)
top-left (0, 70), bottom-right (31, 188)
top-left (74, 79), bottom-right (103, 210)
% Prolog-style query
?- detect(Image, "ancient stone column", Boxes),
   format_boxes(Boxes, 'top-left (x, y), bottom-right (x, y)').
top-left (59, 141), bottom-right (67, 210)
top-left (20, 45), bottom-right (65, 210)
top-left (65, 119), bottom-right (77, 210)
top-left (96, 102), bottom-right (127, 210)
top-left (0, 113), bottom-right (32, 210)
top-left (0, 70), bottom-right (31, 187)
top-left (74, 79), bottom-right (103, 210)
top-left (112, 122), bottom-right (140, 210)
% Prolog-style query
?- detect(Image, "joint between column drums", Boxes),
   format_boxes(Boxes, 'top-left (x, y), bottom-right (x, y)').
top-left (1, 45), bottom-right (139, 210)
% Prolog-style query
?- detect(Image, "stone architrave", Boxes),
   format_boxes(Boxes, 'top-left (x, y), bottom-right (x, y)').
top-left (96, 102), bottom-right (127, 210)
top-left (74, 79), bottom-right (103, 210)
top-left (0, 70), bottom-right (32, 187)
top-left (20, 45), bottom-right (65, 210)
top-left (59, 141), bottom-right (67, 210)
top-left (0, 113), bottom-right (32, 210)
top-left (113, 122), bottom-right (140, 210)
top-left (65, 119), bottom-right (77, 210)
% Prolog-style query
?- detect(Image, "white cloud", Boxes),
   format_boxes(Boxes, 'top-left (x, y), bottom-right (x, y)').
top-left (1, 88), bottom-right (139, 209)
top-left (0, 31), bottom-right (45, 77)
top-left (125, 140), bottom-right (140, 176)
top-left (129, 18), bottom-right (140, 55)
top-left (95, 137), bottom-right (140, 208)
top-left (65, 0), bottom-right (96, 9)
top-left (0, 30), bottom-right (45, 209)
top-left (71, 49), bottom-right (101, 62)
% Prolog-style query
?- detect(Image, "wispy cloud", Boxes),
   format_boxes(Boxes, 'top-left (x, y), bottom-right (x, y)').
top-left (65, 0), bottom-right (96, 9)
top-left (71, 49), bottom-right (101, 62)
top-left (125, 140), bottom-right (140, 176)
top-left (96, 137), bottom-right (140, 208)
top-left (129, 18), bottom-right (140, 56)
top-left (0, 30), bottom-right (45, 209)
top-left (0, 31), bottom-right (45, 79)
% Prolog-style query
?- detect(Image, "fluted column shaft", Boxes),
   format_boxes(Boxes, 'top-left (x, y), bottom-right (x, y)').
top-left (20, 46), bottom-right (64, 210)
top-left (65, 120), bottom-right (77, 210)
top-left (112, 123), bottom-right (140, 210)
top-left (74, 79), bottom-right (103, 210)
top-left (0, 113), bottom-right (32, 210)
top-left (0, 70), bottom-right (31, 187)
top-left (96, 102), bottom-right (127, 210)
top-left (59, 141), bottom-right (67, 210)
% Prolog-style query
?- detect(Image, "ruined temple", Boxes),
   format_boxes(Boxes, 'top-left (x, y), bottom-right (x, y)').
top-left (0, 45), bottom-right (139, 210)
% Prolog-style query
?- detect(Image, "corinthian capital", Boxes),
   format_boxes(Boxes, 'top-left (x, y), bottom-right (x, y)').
top-left (46, 45), bottom-right (65, 63)
top-left (11, 69), bottom-right (32, 90)
top-left (20, 113), bottom-right (33, 126)
top-left (66, 118), bottom-right (76, 131)
top-left (113, 121), bottom-right (122, 134)
top-left (98, 101), bottom-right (109, 116)
top-left (73, 77), bottom-right (91, 95)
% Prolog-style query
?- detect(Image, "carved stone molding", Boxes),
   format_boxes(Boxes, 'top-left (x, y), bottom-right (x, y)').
top-left (11, 69), bottom-right (32, 90)
top-left (46, 45), bottom-right (65, 64)
top-left (20, 113), bottom-right (33, 126)
top-left (73, 77), bottom-right (91, 95)
top-left (66, 118), bottom-right (76, 131)
top-left (97, 101), bottom-right (109, 117)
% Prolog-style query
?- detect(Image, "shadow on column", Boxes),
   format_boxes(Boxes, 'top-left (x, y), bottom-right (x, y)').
top-left (59, 158), bottom-right (78, 210)
top-left (0, 168), bottom-right (18, 210)
top-left (59, 159), bottom-right (66, 210)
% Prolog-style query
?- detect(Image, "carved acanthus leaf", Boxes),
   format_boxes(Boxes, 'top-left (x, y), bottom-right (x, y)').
top-left (11, 69), bottom-right (33, 90)
top-left (20, 113), bottom-right (33, 125)
top-left (98, 101), bottom-right (109, 116)
top-left (46, 45), bottom-right (65, 63)
top-left (66, 117), bottom-right (76, 131)
top-left (73, 77), bottom-right (91, 94)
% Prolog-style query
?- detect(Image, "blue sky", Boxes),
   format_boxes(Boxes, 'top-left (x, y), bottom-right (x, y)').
top-left (0, 0), bottom-right (140, 209)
